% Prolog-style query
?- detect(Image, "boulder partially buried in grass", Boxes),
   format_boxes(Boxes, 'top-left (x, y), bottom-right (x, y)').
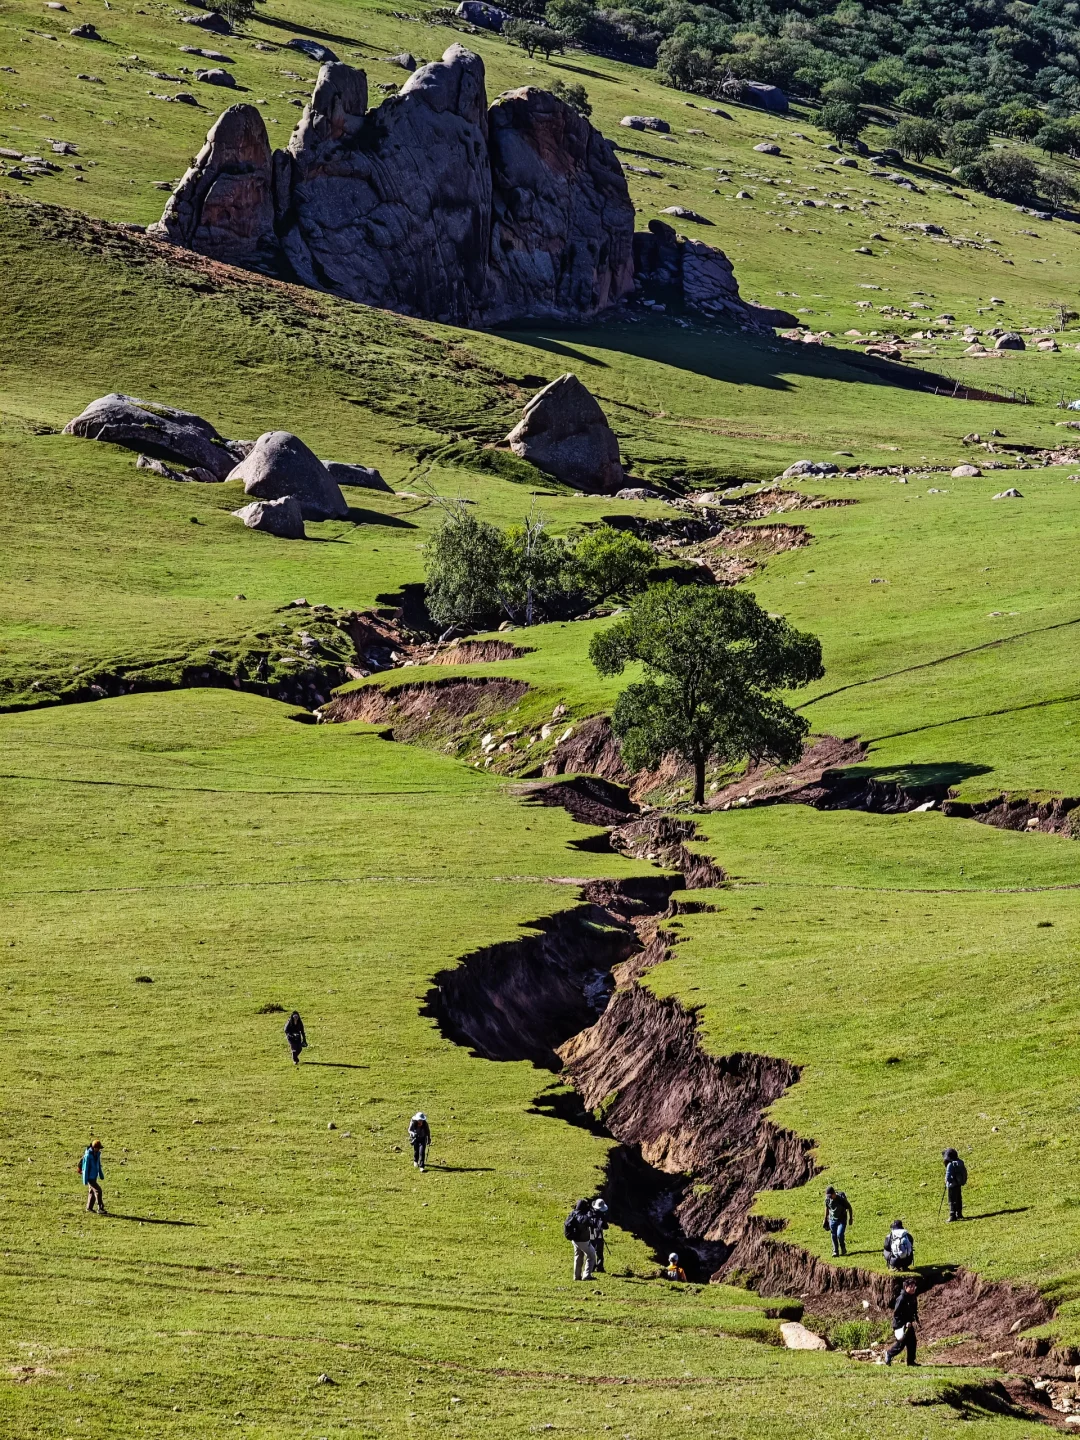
top-left (63, 393), bottom-right (239, 478)
top-left (233, 496), bottom-right (305, 538)
top-left (227, 431), bottom-right (349, 519)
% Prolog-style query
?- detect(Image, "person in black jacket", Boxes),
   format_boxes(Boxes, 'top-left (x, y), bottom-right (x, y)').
top-left (408, 1113), bottom-right (431, 1170)
top-left (942, 1148), bottom-right (967, 1221)
top-left (885, 1278), bottom-right (919, 1366)
top-left (822, 1185), bottom-right (854, 1257)
top-left (565, 1199), bottom-right (596, 1280)
top-left (284, 1011), bottom-right (307, 1065)
top-left (589, 1198), bottom-right (609, 1273)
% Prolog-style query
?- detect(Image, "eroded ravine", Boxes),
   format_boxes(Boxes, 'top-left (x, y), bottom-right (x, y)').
top-left (422, 793), bottom-right (1074, 1382)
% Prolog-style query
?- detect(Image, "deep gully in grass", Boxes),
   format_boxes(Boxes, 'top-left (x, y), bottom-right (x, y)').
top-left (422, 784), bottom-right (1074, 1393)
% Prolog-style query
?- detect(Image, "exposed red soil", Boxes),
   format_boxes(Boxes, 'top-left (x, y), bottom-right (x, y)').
top-left (542, 714), bottom-right (632, 784)
top-left (320, 676), bottom-right (529, 738)
top-left (698, 523), bottom-right (811, 585)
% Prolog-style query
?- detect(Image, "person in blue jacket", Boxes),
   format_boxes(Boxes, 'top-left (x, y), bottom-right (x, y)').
top-left (80, 1140), bottom-right (106, 1213)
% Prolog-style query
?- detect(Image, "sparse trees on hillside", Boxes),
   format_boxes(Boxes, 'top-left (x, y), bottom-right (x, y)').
top-left (589, 584), bottom-right (823, 806)
top-left (819, 100), bottom-right (863, 148)
top-left (550, 77), bottom-right (591, 115)
top-left (505, 18), bottom-right (564, 58)
top-left (892, 117), bottom-right (942, 161)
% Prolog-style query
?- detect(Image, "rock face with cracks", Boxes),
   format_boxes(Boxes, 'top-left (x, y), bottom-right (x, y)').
top-left (504, 373), bottom-right (623, 492)
top-left (63, 393), bottom-right (241, 478)
top-left (226, 431), bottom-right (349, 519)
top-left (152, 48), bottom-right (640, 326)
top-left (633, 219), bottom-right (797, 327)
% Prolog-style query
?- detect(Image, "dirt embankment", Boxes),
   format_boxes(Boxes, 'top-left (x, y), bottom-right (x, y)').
top-left (428, 640), bottom-right (534, 665)
top-left (320, 676), bottom-right (530, 740)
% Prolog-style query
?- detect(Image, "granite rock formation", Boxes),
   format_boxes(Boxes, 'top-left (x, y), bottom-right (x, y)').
top-left (633, 220), bottom-right (797, 327)
top-left (63, 393), bottom-right (241, 478)
top-left (227, 431), bottom-right (349, 520)
top-left (504, 374), bottom-right (623, 493)
top-left (233, 496), bottom-right (306, 539)
top-left (153, 47), bottom-right (635, 326)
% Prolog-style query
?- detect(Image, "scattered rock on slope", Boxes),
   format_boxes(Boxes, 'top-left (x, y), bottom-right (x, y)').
top-left (286, 37), bottom-right (338, 61)
top-left (454, 0), bottom-right (505, 29)
top-left (63, 393), bottom-right (240, 478)
top-left (227, 431), bottom-right (349, 519)
top-left (233, 496), bottom-right (305, 539)
top-left (504, 374), bottom-right (623, 493)
top-left (324, 462), bottom-right (392, 492)
top-left (620, 115), bottom-right (670, 132)
top-left (69, 22), bottom-right (102, 39)
top-left (995, 332), bottom-right (1025, 350)
top-left (195, 67), bottom-right (235, 87)
top-left (181, 11), bottom-right (233, 33)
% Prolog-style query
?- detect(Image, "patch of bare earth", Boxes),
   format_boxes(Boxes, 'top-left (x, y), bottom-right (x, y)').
top-left (427, 640), bottom-right (533, 665)
top-left (320, 676), bottom-right (530, 742)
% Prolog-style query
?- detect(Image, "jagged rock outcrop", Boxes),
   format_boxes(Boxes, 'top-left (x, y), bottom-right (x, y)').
top-left (63, 393), bottom-right (240, 478)
top-left (226, 431), bottom-right (349, 519)
top-left (633, 219), bottom-right (797, 328)
top-left (152, 104), bottom-right (277, 266)
top-left (152, 47), bottom-right (636, 326)
top-left (485, 87), bottom-right (635, 324)
top-left (504, 373), bottom-right (623, 493)
top-left (325, 462), bottom-right (392, 492)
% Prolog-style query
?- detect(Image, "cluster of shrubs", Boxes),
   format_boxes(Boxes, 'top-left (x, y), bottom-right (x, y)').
top-left (424, 505), bottom-right (657, 629)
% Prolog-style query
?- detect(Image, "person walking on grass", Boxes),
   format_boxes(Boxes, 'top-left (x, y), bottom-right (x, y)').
top-left (409, 1112), bottom-right (431, 1171)
top-left (822, 1184), bottom-right (853, 1257)
top-left (80, 1140), bottom-right (106, 1214)
top-left (883, 1218), bottom-right (915, 1271)
top-left (564, 1199), bottom-right (596, 1280)
top-left (284, 1011), bottom-right (307, 1065)
top-left (884, 1277), bottom-right (919, 1366)
top-left (943, 1147), bottom-right (968, 1222)
top-left (590, 1198), bottom-right (609, 1273)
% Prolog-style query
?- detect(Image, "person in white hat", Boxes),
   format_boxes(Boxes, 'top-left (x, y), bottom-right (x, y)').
top-left (408, 1112), bottom-right (431, 1170)
top-left (589, 1198), bottom-right (609, 1272)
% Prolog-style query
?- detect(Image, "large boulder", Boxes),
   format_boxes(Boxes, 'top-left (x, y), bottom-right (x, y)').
top-left (620, 115), bottom-right (669, 132)
top-left (325, 462), bottom-right (393, 492)
top-left (149, 104), bottom-right (277, 266)
top-left (181, 11), bottom-right (233, 33)
top-left (63, 393), bottom-right (238, 478)
top-left (745, 81), bottom-right (787, 113)
top-left (233, 496), bottom-right (306, 538)
top-left (632, 220), bottom-right (795, 328)
top-left (287, 37), bottom-right (337, 61)
top-left (276, 48), bottom-right (492, 325)
top-left (227, 431), bottom-right (349, 519)
top-left (485, 87), bottom-right (635, 323)
top-left (455, 0), bottom-right (505, 29)
top-left (504, 374), bottom-right (623, 493)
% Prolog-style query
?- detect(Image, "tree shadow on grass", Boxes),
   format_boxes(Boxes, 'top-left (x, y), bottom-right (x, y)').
top-left (257, 14), bottom-right (371, 49)
top-left (345, 506), bottom-right (417, 529)
top-left (106, 1213), bottom-right (198, 1227)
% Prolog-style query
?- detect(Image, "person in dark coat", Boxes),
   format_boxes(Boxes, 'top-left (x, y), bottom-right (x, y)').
top-left (942, 1147), bottom-right (967, 1221)
top-left (284, 1011), bottom-right (307, 1065)
top-left (885, 1278), bottom-right (919, 1365)
top-left (822, 1185), bottom-right (853, 1257)
top-left (409, 1112), bottom-right (431, 1170)
top-left (589, 1198), bottom-right (609, 1272)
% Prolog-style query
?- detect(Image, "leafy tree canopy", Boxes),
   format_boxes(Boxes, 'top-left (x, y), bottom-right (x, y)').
top-left (589, 583), bottom-right (824, 805)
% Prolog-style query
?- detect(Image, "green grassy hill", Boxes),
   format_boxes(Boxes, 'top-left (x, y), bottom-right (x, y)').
top-left (3, 0), bottom-right (1080, 1434)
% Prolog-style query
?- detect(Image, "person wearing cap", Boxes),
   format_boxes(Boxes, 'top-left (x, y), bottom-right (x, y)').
top-left (662, 1253), bottom-right (687, 1282)
top-left (408, 1112), bottom-right (431, 1170)
top-left (80, 1140), bottom-right (106, 1214)
top-left (589, 1198), bottom-right (609, 1272)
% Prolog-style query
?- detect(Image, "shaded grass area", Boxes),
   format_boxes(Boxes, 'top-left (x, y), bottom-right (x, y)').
top-left (0, 689), bottom-right (1015, 1438)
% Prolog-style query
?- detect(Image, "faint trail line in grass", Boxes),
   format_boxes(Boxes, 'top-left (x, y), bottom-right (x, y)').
top-left (1, 874), bottom-right (579, 898)
top-left (867, 691), bottom-right (1080, 743)
top-left (796, 615), bottom-right (1080, 710)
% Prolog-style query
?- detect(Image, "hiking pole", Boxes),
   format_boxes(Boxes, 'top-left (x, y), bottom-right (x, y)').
top-left (936, 1186), bottom-right (947, 1219)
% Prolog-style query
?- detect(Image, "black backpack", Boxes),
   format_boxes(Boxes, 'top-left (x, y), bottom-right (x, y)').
top-left (564, 1211), bottom-right (586, 1242)
top-left (953, 1158), bottom-right (968, 1186)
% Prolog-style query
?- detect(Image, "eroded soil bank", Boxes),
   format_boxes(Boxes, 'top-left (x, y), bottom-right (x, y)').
top-left (424, 797), bottom-right (1074, 1380)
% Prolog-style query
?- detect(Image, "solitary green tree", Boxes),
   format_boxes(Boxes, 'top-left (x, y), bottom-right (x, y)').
top-left (819, 100), bottom-right (863, 148)
top-left (892, 116), bottom-right (943, 161)
top-left (423, 503), bottom-right (508, 630)
top-left (589, 583), bottom-right (823, 805)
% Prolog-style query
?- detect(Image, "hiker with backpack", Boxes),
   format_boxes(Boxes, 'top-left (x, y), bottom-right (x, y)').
top-left (564, 1199), bottom-right (596, 1280)
top-left (589, 1199), bottom-right (609, 1273)
top-left (883, 1219), bottom-right (915, 1271)
top-left (822, 1185), bottom-right (853, 1257)
top-left (408, 1113), bottom-right (431, 1171)
top-left (284, 1011), bottom-right (307, 1065)
top-left (79, 1140), bottom-right (105, 1214)
top-left (942, 1148), bottom-right (967, 1221)
top-left (884, 1277), bottom-right (919, 1366)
